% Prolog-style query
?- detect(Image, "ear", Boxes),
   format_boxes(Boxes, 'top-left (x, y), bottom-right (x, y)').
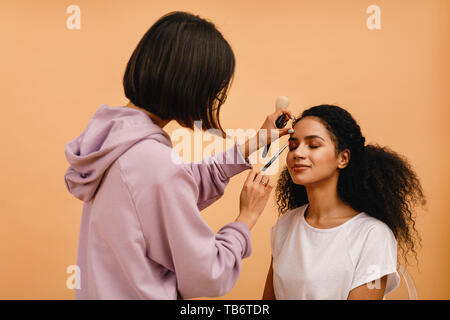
top-left (337, 148), bottom-right (350, 169)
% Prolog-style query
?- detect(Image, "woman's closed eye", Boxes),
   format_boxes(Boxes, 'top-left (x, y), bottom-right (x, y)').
top-left (288, 144), bottom-right (319, 151)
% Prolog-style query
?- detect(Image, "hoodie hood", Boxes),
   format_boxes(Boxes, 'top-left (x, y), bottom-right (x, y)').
top-left (64, 104), bottom-right (172, 202)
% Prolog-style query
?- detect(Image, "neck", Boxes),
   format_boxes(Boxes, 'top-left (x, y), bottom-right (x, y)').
top-left (305, 173), bottom-right (349, 220)
top-left (125, 101), bottom-right (170, 129)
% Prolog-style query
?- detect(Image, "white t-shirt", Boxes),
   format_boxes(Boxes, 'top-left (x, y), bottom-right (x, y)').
top-left (271, 204), bottom-right (400, 299)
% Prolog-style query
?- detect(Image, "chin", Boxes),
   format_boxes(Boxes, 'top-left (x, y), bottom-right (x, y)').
top-left (288, 171), bottom-right (310, 186)
top-left (291, 178), bottom-right (309, 186)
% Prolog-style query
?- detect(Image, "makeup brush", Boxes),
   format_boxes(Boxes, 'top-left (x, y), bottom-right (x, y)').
top-left (262, 96), bottom-right (290, 158)
top-left (261, 143), bottom-right (288, 172)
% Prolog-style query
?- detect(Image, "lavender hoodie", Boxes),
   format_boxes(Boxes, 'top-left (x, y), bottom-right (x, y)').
top-left (64, 104), bottom-right (253, 299)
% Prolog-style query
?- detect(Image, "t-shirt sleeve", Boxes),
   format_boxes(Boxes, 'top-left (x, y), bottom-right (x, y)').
top-left (350, 222), bottom-right (401, 295)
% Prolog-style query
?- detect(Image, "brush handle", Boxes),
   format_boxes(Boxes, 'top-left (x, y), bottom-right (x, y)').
top-left (262, 114), bottom-right (287, 157)
top-left (261, 143), bottom-right (288, 172)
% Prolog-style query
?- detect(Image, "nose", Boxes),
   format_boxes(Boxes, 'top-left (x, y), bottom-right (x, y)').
top-left (292, 143), bottom-right (307, 159)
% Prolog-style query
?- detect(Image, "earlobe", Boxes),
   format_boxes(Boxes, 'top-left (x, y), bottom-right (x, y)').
top-left (339, 163), bottom-right (348, 169)
top-left (338, 162), bottom-right (348, 169)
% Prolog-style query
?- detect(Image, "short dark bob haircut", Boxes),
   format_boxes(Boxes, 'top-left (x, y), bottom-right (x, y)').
top-left (123, 11), bottom-right (235, 137)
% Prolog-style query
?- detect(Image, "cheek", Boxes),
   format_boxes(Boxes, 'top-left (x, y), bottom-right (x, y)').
top-left (286, 153), bottom-right (296, 177)
top-left (286, 153), bottom-right (294, 166)
top-left (285, 147), bottom-right (337, 168)
top-left (311, 149), bottom-right (338, 171)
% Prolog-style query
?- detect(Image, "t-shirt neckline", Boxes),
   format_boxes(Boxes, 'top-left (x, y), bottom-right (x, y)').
top-left (301, 204), bottom-right (364, 233)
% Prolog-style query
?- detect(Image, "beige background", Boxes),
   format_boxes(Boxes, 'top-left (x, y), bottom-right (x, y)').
top-left (1, 0), bottom-right (449, 299)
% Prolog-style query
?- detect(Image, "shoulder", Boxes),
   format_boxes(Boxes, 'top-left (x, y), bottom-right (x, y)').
top-left (271, 204), bottom-right (307, 243)
top-left (346, 213), bottom-right (396, 244)
top-left (121, 138), bottom-right (174, 165)
top-left (274, 204), bottom-right (307, 229)
top-left (346, 214), bottom-right (400, 293)
top-left (345, 213), bottom-right (398, 266)
top-left (118, 138), bottom-right (195, 188)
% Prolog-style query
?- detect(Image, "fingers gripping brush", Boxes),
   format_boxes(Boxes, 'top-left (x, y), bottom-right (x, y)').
top-left (262, 96), bottom-right (290, 158)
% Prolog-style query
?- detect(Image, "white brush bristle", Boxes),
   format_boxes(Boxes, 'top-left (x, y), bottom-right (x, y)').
top-left (276, 96), bottom-right (290, 110)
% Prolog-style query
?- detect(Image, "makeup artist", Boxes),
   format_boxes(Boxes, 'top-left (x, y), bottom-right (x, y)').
top-left (64, 11), bottom-right (293, 299)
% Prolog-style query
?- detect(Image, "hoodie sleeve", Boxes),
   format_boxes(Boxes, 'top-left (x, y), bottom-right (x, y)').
top-left (184, 142), bottom-right (252, 211)
top-left (135, 163), bottom-right (252, 299)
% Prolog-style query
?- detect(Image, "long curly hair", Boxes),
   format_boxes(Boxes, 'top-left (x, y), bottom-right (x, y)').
top-left (275, 105), bottom-right (426, 266)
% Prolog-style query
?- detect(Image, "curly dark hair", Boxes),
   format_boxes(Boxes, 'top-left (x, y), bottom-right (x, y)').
top-left (275, 105), bottom-right (426, 266)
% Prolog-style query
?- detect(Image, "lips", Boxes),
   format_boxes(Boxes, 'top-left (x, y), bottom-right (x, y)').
top-left (292, 164), bottom-right (310, 171)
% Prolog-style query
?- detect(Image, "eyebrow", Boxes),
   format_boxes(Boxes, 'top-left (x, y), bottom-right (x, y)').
top-left (288, 135), bottom-right (325, 142)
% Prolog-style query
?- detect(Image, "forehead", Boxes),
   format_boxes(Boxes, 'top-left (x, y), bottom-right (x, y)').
top-left (291, 116), bottom-right (331, 141)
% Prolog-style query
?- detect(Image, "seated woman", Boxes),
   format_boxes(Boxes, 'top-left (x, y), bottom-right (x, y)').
top-left (263, 105), bottom-right (426, 300)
